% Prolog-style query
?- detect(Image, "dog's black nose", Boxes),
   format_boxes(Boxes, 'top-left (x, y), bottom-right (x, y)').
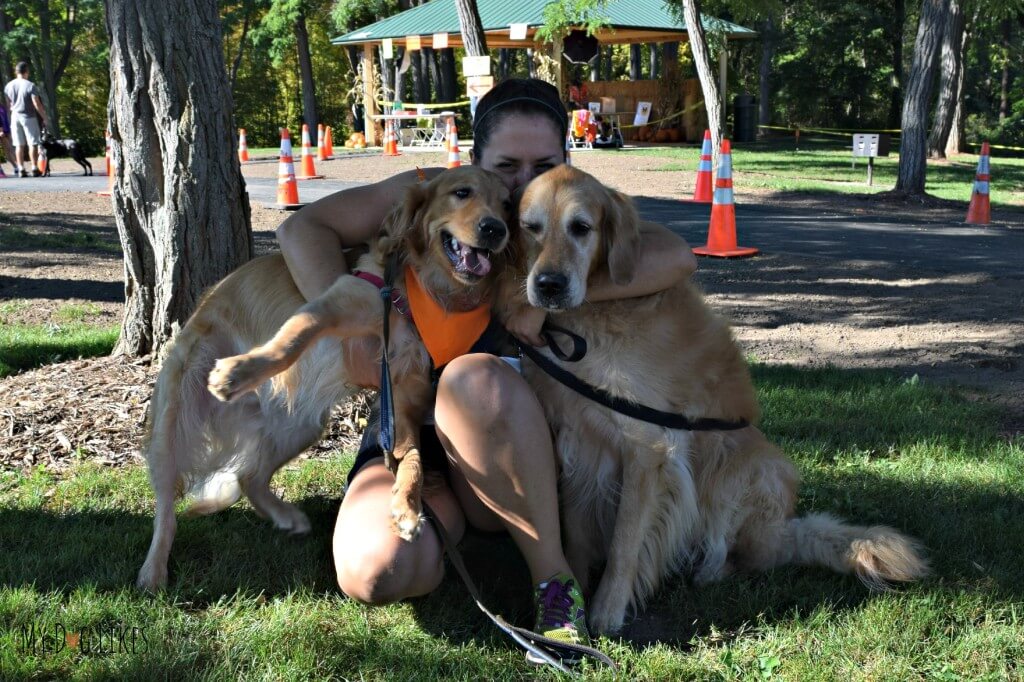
top-left (534, 272), bottom-right (568, 298)
top-left (477, 216), bottom-right (507, 243)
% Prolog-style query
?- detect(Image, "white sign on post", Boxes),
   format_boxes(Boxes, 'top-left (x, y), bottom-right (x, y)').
top-left (462, 55), bottom-right (491, 77)
top-left (634, 102), bottom-right (652, 127)
top-left (509, 23), bottom-right (528, 40)
top-left (432, 33), bottom-right (448, 49)
top-left (381, 38), bottom-right (393, 60)
top-left (852, 134), bottom-right (881, 157)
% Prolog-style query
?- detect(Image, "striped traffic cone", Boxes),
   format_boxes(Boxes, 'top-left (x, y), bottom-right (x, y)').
top-left (317, 124), bottom-right (328, 161)
top-left (324, 126), bottom-right (335, 158)
top-left (689, 130), bottom-right (713, 203)
top-left (383, 119), bottom-right (401, 157)
top-left (296, 124), bottom-right (324, 179)
top-left (692, 139), bottom-right (758, 258)
top-left (98, 130), bottom-right (114, 196)
top-left (238, 128), bottom-right (250, 163)
top-left (965, 142), bottom-right (991, 225)
top-left (271, 128), bottom-right (304, 210)
top-left (447, 117), bottom-right (461, 168)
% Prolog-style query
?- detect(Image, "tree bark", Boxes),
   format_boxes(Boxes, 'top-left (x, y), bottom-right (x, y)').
top-left (895, 0), bottom-right (948, 195)
top-left (928, 0), bottom-right (965, 159)
top-left (683, 0), bottom-right (723, 167)
top-left (105, 0), bottom-right (252, 357)
top-left (648, 43), bottom-right (658, 78)
top-left (454, 0), bottom-right (488, 57)
top-left (629, 44), bottom-right (641, 80)
top-left (499, 48), bottom-right (510, 80)
top-left (438, 48), bottom-right (457, 102)
top-left (888, 0), bottom-right (905, 129)
top-left (294, 10), bottom-right (318, 137)
top-left (526, 47), bottom-right (536, 79)
top-left (602, 45), bottom-right (611, 80)
top-left (758, 15), bottom-right (775, 126)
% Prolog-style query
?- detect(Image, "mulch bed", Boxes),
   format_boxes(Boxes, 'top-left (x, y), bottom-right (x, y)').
top-left (0, 354), bottom-right (371, 477)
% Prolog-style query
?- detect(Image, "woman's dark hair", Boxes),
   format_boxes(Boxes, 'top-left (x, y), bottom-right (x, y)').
top-left (472, 78), bottom-right (568, 162)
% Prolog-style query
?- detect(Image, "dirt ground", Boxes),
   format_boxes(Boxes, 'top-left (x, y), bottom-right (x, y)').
top-left (1, 150), bottom-right (1022, 471)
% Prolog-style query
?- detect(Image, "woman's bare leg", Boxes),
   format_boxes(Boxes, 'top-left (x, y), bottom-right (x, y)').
top-left (434, 354), bottom-right (572, 584)
top-left (333, 458), bottom-right (465, 604)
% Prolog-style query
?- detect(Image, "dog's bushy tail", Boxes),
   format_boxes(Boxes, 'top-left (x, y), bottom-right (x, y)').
top-left (787, 513), bottom-right (928, 589)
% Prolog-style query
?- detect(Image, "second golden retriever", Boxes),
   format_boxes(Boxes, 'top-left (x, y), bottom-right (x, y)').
top-left (503, 165), bottom-right (927, 634)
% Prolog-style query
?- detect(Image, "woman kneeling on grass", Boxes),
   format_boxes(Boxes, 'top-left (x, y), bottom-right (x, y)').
top-left (276, 78), bottom-right (696, 660)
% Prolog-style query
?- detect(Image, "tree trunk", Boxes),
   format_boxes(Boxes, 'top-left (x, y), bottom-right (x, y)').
top-left (526, 47), bottom-right (537, 78)
top-left (438, 48), bottom-right (457, 102)
top-left (603, 46), bottom-right (612, 80)
top-left (648, 43), bottom-right (658, 78)
top-left (927, 0), bottom-right (965, 159)
top-left (590, 47), bottom-right (599, 81)
top-left (379, 46), bottom-right (394, 101)
top-left (228, 9), bottom-right (252, 95)
top-left (683, 0), bottom-right (724, 167)
top-left (295, 11), bottom-right (318, 137)
top-left (629, 44), bottom-right (641, 80)
top-left (758, 15), bottom-right (775, 126)
top-left (419, 48), bottom-right (434, 102)
top-left (888, 0), bottom-right (906, 129)
top-left (998, 18), bottom-right (1012, 121)
top-left (499, 48), bottom-right (510, 79)
top-left (454, 0), bottom-right (488, 56)
top-left (0, 11), bottom-right (11, 79)
top-left (412, 47), bottom-right (426, 102)
top-left (895, 0), bottom-right (948, 195)
top-left (105, 0), bottom-right (252, 357)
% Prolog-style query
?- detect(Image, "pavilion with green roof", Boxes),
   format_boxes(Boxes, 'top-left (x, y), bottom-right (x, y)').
top-left (332, 0), bottom-right (756, 145)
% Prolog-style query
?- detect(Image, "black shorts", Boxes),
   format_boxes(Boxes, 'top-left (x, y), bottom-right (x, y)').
top-left (346, 403), bottom-right (451, 485)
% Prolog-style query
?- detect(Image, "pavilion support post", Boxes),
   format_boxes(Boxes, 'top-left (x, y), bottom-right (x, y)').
top-left (552, 34), bottom-right (567, 97)
top-left (718, 42), bottom-right (727, 130)
top-left (363, 43), bottom-right (378, 146)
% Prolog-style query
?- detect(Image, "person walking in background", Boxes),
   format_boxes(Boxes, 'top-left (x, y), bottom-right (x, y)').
top-left (0, 96), bottom-right (17, 176)
top-left (3, 62), bottom-right (48, 177)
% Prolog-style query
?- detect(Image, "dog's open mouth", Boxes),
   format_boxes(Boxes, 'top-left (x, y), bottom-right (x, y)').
top-left (443, 231), bottom-right (493, 278)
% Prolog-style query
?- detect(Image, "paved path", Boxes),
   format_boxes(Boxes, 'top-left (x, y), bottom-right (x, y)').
top-left (6, 171), bottom-right (1022, 278)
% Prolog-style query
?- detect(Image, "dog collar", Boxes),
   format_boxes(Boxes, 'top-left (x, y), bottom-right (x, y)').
top-left (352, 270), bottom-right (409, 316)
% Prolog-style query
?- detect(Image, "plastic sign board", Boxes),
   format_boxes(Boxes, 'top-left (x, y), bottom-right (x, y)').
top-left (467, 75), bottom-right (495, 98)
top-left (462, 55), bottom-right (491, 77)
top-left (382, 38), bottom-right (393, 59)
top-left (432, 33), bottom-right (448, 49)
top-left (634, 101), bottom-right (652, 126)
top-left (406, 35), bottom-right (421, 50)
top-left (852, 133), bottom-right (891, 157)
top-left (509, 23), bottom-right (528, 40)
top-left (588, 102), bottom-right (602, 114)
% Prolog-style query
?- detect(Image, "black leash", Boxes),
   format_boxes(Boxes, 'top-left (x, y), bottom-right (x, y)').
top-left (515, 324), bottom-right (751, 432)
top-left (374, 257), bottom-right (616, 675)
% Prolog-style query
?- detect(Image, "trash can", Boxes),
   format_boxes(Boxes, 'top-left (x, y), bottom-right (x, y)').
top-left (732, 94), bottom-right (757, 143)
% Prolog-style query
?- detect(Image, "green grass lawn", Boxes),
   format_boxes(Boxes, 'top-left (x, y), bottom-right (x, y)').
top-left (0, 316), bottom-right (119, 378)
top-left (628, 140), bottom-right (1024, 208)
top-left (1, 364), bottom-right (1020, 679)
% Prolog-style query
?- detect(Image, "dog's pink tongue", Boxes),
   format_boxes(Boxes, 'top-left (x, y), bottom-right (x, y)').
top-left (459, 243), bottom-right (491, 277)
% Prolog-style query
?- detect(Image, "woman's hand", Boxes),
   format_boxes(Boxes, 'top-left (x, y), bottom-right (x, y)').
top-left (504, 304), bottom-right (547, 347)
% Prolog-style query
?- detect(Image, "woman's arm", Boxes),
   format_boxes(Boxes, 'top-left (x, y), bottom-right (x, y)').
top-left (585, 220), bottom-right (696, 302)
top-left (276, 166), bottom-right (444, 301)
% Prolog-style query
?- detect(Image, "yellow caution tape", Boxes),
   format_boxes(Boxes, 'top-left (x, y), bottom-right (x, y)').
top-left (967, 141), bottom-right (1024, 152)
top-left (759, 124), bottom-right (902, 134)
top-left (617, 101), bottom-right (705, 130)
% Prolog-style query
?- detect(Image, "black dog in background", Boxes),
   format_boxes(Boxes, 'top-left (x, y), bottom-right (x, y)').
top-left (40, 132), bottom-right (93, 176)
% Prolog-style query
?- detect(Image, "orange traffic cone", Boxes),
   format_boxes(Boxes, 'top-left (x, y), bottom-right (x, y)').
top-left (98, 130), bottom-right (114, 196)
top-left (693, 139), bottom-right (758, 258)
top-left (966, 142), bottom-right (991, 225)
top-left (317, 124), bottom-right (328, 161)
top-left (37, 147), bottom-right (48, 175)
top-left (324, 126), bottom-right (335, 159)
top-left (271, 128), bottom-right (304, 210)
top-left (383, 119), bottom-right (401, 157)
top-left (238, 128), bottom-right (250, 162)
top-left (296, 124), bottom-right (324, 179)
top-left (688, 130), bottom-right (713, 203)
top-left (447, 116), bottom-right (461, 168)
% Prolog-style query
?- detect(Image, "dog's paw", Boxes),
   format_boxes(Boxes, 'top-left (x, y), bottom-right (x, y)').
top-left (208, 354), bottom-right (279, 401)
top-left (390, 492), bottom-right (424, 542)
top-left (136, 562), bottom-right (168, 593)
top-left (588, 585), bottom-right (629, 635)
top-left (272, 505), bottom-right (311, 535)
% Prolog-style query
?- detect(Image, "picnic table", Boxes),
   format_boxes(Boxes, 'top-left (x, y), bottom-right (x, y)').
top-left (371, 111), bottom-right (453, 150)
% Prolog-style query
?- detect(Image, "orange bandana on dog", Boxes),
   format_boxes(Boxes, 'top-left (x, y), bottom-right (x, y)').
top-left (404, 267), bottom-right (491, 368)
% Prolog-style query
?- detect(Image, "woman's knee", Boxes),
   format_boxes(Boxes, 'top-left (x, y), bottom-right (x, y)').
top-left (435, 354), bottom-right (529, 426)
top-left (334, 532), bottom-right (443, 605)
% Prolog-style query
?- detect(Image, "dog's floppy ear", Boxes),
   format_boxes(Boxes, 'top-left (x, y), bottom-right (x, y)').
top-left (377, 180), bottom-right (430, 257)
top-left (603, 187), bottom-right (641, 286)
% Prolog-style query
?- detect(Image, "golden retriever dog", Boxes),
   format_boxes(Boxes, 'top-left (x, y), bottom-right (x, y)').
top-left (137, 166), bottom-right (511, 591)
top-left (502, 164), bottom-right (927, 634)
